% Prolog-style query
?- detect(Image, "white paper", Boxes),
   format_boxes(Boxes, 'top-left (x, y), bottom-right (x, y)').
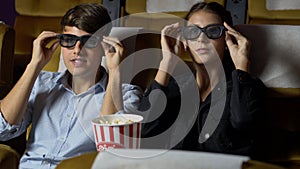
top-left (91, 149), bottom-right (249, 169)
top-left (266, 0), bottom-right (300, 10)
top-left (146, 0), bottom-right (202, 13)
top-left (109, 27), bottom-right (143, 41)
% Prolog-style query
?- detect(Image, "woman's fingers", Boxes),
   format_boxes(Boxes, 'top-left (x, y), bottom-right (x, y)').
top-left (223, 22), bottom-right (251, 72)
top-left (161, 23), bottom-right (183, 51)
top-left (224, 22), bottom-right (247, 43)
top-left (162, 23), bottom-right (181, 38)
top-left (224, 22), bottom-right (239, 36)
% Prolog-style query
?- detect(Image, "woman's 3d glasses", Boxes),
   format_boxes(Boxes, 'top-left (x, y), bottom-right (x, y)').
top-left (182, 24), bottom-right (226, 40)
top-left (57, 34), bottom-right (102, 48)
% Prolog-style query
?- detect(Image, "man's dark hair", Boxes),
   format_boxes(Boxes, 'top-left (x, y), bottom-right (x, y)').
top-left (61, 3), bottom-right (112, 36)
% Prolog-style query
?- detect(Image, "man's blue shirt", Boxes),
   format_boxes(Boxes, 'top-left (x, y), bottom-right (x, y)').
top-left (0, 71), bottom-right (142, 169)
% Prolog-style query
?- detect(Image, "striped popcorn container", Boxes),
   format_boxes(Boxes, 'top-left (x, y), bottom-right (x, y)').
top-left (92, 114), bottom-right (143, 152)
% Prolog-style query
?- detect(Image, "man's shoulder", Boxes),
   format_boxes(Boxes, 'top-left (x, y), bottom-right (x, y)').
top-left (39, 71), bottom-right (61, 79)
top-left (35, 71), bottom-right (63, 86)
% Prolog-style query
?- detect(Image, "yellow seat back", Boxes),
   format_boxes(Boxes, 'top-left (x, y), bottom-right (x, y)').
top-left (248, 0), bottom-right (300, 24)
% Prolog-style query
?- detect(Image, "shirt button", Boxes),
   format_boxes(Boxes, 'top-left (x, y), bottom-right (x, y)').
top-left (239, 75), bottom-right (245, 82)
top-left (204, 133), bottom-right (210, 139)
top-left (67, 114), bottom-right (71, 118)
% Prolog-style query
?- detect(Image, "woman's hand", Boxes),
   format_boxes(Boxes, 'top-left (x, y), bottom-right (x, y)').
top-left (160, 22), bottom-right (184, 73)
top-left (224, 22), bottom-right (251, 72)
top-left (31, 31), bottom-right (59, 71)
top-left (101, 36), bottom-right (125, 72)
top-left (154, 23), bottom-right (184, 86)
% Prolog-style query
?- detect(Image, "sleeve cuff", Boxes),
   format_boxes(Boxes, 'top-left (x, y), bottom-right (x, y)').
top-left (143, 80), bottom-right (168, 97)
top-left (115, 110), bottom-right (124, 114)
top-left (0, 112), bottom-right (21, 136)
top-left (233, 69), bottom-right (256, 85)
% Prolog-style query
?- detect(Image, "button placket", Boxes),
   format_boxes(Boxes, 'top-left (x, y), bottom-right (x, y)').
top-left (51, 98), bottom-right (74, 156)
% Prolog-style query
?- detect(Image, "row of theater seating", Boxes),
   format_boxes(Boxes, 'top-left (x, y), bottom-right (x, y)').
top-left (1, 0), bottom-right (300, 168)
top-left (124, 0), bottom-right (300, 27)
top-left (10, 0), bottom-right (300, 85)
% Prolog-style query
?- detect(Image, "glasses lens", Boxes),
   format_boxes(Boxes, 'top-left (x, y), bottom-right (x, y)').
top-left (81, 35), bottom-right (101, 48)
top-left (58, 34), bottom-right (77, 48)
top-left (183, 26), bottom-right (201, 40)
top-left (205, 25), bottom-right (224, 39)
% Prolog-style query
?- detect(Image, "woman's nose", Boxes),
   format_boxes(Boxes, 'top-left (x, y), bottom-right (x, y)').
top-left (196, 32), bottom-right (209, 43)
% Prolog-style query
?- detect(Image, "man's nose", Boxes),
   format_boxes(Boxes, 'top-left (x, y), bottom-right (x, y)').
top-left (73, 40), bottom-right (83, 55)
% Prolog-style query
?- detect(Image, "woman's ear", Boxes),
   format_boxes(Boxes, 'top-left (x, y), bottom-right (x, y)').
top-left (225, 45), bottom-right (228, 51)
top-left (183, 39), bottom-right (188, 51)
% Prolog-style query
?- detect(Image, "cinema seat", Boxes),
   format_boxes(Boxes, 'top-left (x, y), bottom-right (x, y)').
top-left (236, 24), bottom-right (300, 169)
top-left (123, 0), bottom-right (225, 31)
top-left (0, 22), bottom-right (14, 99)
top-left (247, 0), bottom-right (300, 25)
top-left (0, 145), bottom-right (19, 169)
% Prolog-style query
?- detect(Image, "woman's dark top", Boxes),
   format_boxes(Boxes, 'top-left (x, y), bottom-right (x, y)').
top-left (139, 69), bottom-right (265, 156)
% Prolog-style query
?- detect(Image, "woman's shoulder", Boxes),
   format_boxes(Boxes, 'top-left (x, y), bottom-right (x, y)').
top-left (172, 71), bottom-right (197, 88)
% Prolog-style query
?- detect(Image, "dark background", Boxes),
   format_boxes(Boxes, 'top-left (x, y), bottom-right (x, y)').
top-left (0, 0), bottom-right (18, 26)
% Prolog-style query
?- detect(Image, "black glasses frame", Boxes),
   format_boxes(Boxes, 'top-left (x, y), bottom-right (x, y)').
top-left (57, 34), bottom-right (103, 48)
top-left (182, 24), bottom-right (226, 40)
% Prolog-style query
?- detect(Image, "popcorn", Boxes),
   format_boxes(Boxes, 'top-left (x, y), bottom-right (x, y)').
top-left (99, 119), bottom-right (134, 125)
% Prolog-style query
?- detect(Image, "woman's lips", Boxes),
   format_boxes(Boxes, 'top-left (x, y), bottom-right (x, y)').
top-left (196, 48), bottom-right (209, 54)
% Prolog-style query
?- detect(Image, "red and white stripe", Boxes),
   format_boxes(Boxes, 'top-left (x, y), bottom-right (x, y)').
top-left (93, 122), bottom-right (141, 150)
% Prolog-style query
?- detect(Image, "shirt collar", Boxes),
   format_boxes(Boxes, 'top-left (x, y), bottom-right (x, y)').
top-left (55, 70), bottom-right (108, 94)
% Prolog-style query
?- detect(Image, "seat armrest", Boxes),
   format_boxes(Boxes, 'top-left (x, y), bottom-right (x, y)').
top-left (0, 22), bottom-right (14, 98)
top-left (56, 152), bottom-right (98, 169)
top-left (0, 144), bottom-right (19, 169)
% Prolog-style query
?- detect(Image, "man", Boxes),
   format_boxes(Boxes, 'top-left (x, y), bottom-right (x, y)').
top-left (0, 3), bottom-right (141, 168)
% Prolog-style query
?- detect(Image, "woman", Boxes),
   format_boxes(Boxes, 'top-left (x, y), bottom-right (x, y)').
top-left (140, 2), bottom-right (265, 156)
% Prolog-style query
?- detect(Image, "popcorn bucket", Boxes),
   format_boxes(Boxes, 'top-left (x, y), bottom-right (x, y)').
top-left (92, 114), bottom-right (143, 152)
